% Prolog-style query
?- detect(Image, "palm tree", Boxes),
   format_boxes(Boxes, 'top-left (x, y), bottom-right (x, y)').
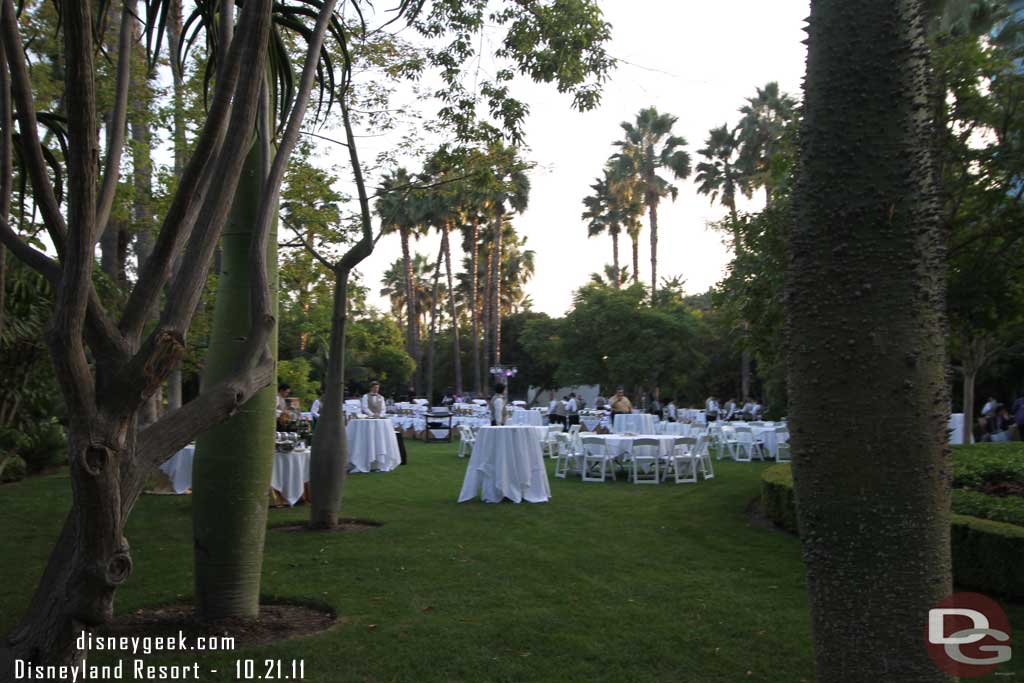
top-left (482, 142), bottom-right (530, 367)
top-left (613, 107), bottom-right (691, 297)
top-left (695, 124), bottom-right (747, 222)
top-left (582, 175), bottom-right (620, 286)
top-left (787, 0), bottom-right (952, 678)
top-left (375, 167), bottom-right (424, 392)
top-left (736, 82), bottom-right (797, 208)
top-left (380, 253), bottom-right (434, 332)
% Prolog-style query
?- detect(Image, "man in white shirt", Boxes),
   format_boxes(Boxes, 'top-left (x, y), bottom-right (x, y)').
top-left (665, 399), bottom-right (677, 422)
top-left (361, 381), bottom-right (387, 417)
top-left (490, 384), bottom-right (507, 426)
top-left (981, 397), bottom-right (998, 418)
top-left (310, 391), bottom-right (323, 420)
top-left (276, 383), bottom-right (291, 418)
top-left (705, 396), bottom-right (719, 422)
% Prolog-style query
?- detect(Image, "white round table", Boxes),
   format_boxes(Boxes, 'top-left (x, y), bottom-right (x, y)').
top-left (612, 413), bottom-right (656, 434)
top-left (458, 426), bottom-right (551, 503)
top-left (271, 446), bottom-right (310, 506)
top-left (508, 410), bottom-right (544, 426)
top-left (347, 419), bottom-right (402, 473)
top-left (159, 445), bottom-right (195, 493)
top-left (591, 434), bottom-right (678, 458)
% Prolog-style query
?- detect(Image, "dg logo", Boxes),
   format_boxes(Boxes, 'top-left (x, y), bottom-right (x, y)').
top-left (927, 592), bottom-right (1012, 678)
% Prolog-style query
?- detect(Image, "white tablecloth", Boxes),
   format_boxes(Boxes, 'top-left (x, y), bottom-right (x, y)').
top-left (579, 416), bottom-right (603, 432)
top-left (271, 447), bottom-right (310, 506)
top-left (592, 434), bottom-right (678, 458)
top-left (612, 413), bottom-right (656, 434)
top-left (508, 410), bottom-right (544, 426)
top-left (948, 413), bottom-right (973, 444)
top-left (458, 426), bottom-right (551, 503)
top-left (658, 422), bottom-right (694, 436)
top-left (347, 419), bottom-right (402, 473)
top-left (159, 445), bottom-right (195, 494)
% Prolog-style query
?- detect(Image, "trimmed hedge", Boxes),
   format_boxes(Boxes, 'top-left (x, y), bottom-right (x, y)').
top-left (761, 463), bottom-right (1024, 598)
top-left (952, 489), bottom-right (1024, 527)
top-left (951, 442), bottom-right (1024, 489)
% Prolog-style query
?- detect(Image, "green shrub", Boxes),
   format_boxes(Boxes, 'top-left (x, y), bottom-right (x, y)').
top-left (761, 464), bottom-right (799, 534)
top-left (951, 442), bottom-right (1024, 489)
top-left (952, 490), bottom-right (1024, 527)
top-left (0, 420), bottom-right (68, 473)
top-left (950, 514), bottom-right (1024, 598)
top-left (761, 464), bottom-right (1024, 598)
top-left (0, 453), bottom-right (27, 483)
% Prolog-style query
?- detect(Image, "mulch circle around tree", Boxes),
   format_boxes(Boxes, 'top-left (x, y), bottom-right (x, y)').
top-left (97, 602), bottom-right (337, 649)
top-left (270, 518), bottom-right (383, 534)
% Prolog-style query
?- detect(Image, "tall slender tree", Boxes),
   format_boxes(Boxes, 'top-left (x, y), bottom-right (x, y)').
top-left (736, 82), bottom-right (797, 209)
top-left (376, 168), bottom-right (424, 392)
top-left (613, 107), bottom-right (691, 297)
top-left (787, 1), bottom-right (952, 680)
top-left (695, 124), bottom-right (746, 222)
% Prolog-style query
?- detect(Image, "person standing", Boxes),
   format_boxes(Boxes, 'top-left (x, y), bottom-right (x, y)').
top-left (664, 398), bottom-right (677, 422)
top-left (276, 383), bottom-right (291, 419)
top-left (490, 384), bottom-right (507, 426)
top-left (361, 380), bottom-right (387, 417)
top-left (610, 387), bottom-right (632, 414)
top-left (566, 392), bottom-right (579, 427)
top-left (310, 389), bottom-right (324, 427)
top-left (705, 396), bottom-right (719, 422)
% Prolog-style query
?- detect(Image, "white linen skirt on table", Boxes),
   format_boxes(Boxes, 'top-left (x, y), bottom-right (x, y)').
top-left (347, 419), bottom-right (402, 473)
top-left (271, 447), bottom-right (310, 506)
top-left (458, 426), bottom-right (551, 503)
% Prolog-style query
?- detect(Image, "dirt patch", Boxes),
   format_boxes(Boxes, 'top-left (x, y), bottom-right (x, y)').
top-left (972, 481), bottom-right (1024, 497)
top-left (270, 518), bottom-right (383, 534)
top-left (98, 601), bottom-right (337, 649)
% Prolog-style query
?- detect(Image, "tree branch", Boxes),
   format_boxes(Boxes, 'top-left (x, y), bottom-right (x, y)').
top-left (1, 0), bottom-right (68, 251)
top-left (118, 0), bottom-right (248, 340)
top-left (95, 0), bottom-right (135, 239)
top-left (238, 0), bottom-right (339, 370)
top-left (136, 354), bottom-right (275, 469)
top-left (282, 218), bottom-right (336, 271)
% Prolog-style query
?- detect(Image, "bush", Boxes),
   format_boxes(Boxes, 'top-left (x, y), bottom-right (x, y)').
top-left (761, 464), bottom-right (1024, 598)
top-left (951, 442), bottom-right (1024, 489)
top-left (761, 465), bottom-right (799, 534)
top-left (0, 453), bottom-right (27, 483)
top-left (0, 420), bottom-right (68, 473)
top-left (950, 514), bottom-right (1024, 598)
top-left (952, 490), bottom-right (1024, 527)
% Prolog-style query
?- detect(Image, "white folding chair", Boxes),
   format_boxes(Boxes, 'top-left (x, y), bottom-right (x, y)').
top-left (567, 423), bottom-right (582, 439)
top-left (694, 434), bottom-right (715, 480)
top-left (774, 440), bottom-right (790, 462)
top-left (661, 436), bottom-right (697, 484)
top-left (580, 436), bottom-right (615, 482)
top-left (543, 424), bottom-right (563, 459)
top-left (728, 426), bottom-right (763, 462)
top-left (630, 437), bottom-right (661, 484)
top-left (457, 424), bottom-right (476, 458)
top-left (553, 432), bottom-right (578, 478)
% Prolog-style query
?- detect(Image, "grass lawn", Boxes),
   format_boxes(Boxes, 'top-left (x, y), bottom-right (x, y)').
top-left (2, 441), bottom-right (1022, 682)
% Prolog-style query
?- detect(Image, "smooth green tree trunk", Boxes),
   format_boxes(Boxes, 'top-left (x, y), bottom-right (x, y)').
top-left (192, 142), bottom-right (278, 620)
top-left (787, 1), bottom-right (952, 680)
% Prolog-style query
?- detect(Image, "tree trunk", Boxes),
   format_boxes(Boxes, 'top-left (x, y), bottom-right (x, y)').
top-left (611, 229), bottom-right (620, 288)
top-left (131, 81), bottom-right (160, 425)
top-left (962, 368), bottom-right (976, 446)
top-left (741, 348), bottom-right (750, 400)
top-left (482, 245), bottom-right (493, 382)
top-left (99, 219), bottom-right (129, 288)
top-left (442, 222), bottom-right (463, 393)
top-left (164, 0), bottom-right (185, 412)
top-left (426, 243), bottom-right (443, 403)
top-left (308, 269), bottom-right (352, 529)
top-left (0, 48), bottom-right (7, 339)
top-left (631, 232), bottom-right (639, 284)
top-left (648, 202), bottom-right (658, 297)
top-left (470, 216), bottom-right (482, 394)
top-left (400, 226), bottom-right (419, 394)
top-left (192, 141), bottom-right (278, 620)
top-left (787, 2), bottom-right (953, 680)
top-left (490, 210), bottom-right (503, 366)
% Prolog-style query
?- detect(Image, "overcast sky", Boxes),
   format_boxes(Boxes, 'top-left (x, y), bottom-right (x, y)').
top-left (343, 1), bottom-right (812, 317)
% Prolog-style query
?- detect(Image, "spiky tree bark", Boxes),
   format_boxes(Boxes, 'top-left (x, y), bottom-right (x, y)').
top-left (786, 1), bottom-right (952, 680)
